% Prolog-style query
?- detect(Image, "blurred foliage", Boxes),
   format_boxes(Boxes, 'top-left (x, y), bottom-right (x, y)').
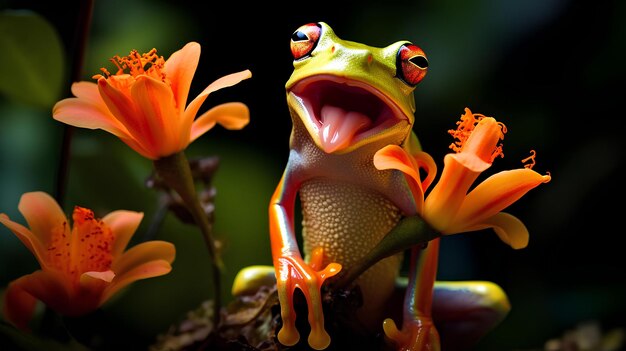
top-left (0, 0), bottom-right (625, 350)
top-left (0, 10), bottom-right (65, 108)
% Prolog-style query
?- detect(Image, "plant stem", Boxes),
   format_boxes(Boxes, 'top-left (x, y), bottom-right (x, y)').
top-left (143, 194), bottom-right (169, 241)
top-left (153, 152), bottom-right (223, 326)
top-left (54, 0), bottom-right (95, 205)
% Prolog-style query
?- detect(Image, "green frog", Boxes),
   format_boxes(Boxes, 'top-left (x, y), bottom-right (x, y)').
top-left (233, 22), bottom-right (510, 350)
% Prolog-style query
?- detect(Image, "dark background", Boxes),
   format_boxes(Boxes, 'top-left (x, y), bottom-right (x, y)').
top-left (1, 0), bottom-right (624, 350)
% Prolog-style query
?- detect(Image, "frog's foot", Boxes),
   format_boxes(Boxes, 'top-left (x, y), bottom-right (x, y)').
top-left (275, 247), bottom-right (342, 350)
top-left (383, 316), bottom-right (440, 351)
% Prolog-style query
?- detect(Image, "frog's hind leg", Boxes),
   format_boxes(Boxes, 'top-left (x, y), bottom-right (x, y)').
top-left (383, 239), bottom-right (442, 351)
top-left (385, 238), bottom-right (510, 351)
top-left (432, 280), bottom-right (511, 350)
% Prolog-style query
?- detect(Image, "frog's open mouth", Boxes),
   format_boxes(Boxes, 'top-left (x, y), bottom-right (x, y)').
top-left (289, 75), bottom-right (409, 153)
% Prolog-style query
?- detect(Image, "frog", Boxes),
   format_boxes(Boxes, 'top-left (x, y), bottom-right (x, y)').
top-left (232, 22), bottom-right (511, 350)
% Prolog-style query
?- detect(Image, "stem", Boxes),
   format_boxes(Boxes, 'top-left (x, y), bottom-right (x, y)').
top-left (143, 195), bottom-right (169, 241)
top-left (333, 215), bottom-right (440, 290)
top-left (54, 0), bottom-right (95, 205)
top-left (153, 152), bottom-right (222, 326)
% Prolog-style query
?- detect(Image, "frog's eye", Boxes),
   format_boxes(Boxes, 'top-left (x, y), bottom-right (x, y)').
top-left (291, 23), bottom-right (322, 60)
top-left (396, 44), bottom-right (428, 86)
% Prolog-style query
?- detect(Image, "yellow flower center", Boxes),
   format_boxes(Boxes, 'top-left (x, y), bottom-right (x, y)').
top-left (448, 108), bottom-right (506, 163)
top-left (47, 207), bottom-right (114, 278)
top-left (93, 48), bottom-right (166, 82)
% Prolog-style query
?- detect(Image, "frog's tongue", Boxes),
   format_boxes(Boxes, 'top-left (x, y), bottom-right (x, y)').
top-left (319, 105), bottom-right (372, 153)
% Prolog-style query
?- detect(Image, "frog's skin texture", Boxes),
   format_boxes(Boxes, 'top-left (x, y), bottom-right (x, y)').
top-left (233, 22), bottom-right (510, 350)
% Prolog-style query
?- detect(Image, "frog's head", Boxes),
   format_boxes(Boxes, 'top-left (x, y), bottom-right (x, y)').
top-left (286, 22), bottom-right (428, 154)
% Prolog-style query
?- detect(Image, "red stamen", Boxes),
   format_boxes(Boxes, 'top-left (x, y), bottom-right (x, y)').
top-left (46, 207), bottom-right (114, 278)
top-left (72, 207), bottom-right (114, 273)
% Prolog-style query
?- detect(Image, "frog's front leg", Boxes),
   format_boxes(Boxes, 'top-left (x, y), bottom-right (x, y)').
top-left (385, 239), bottom-right (510, 351)
top-left (269, 168), bottom-right (342, 350)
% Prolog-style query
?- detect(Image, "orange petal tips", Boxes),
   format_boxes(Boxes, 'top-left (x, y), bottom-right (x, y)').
top-left (0, 192), bottom-right (175, 329)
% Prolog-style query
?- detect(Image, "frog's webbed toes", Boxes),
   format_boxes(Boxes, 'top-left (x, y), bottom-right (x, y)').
top-left (309, 247), bottom-right (342, 282)
top-left (308, 326), bottom-right (331, 350)
top-left (277, 317), bottom-right (300, 346)
top-left (275, 250), bottom-right (342, 350)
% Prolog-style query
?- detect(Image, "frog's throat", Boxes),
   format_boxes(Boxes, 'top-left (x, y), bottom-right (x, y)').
top-left (288, 75), bottom-right (410, 154)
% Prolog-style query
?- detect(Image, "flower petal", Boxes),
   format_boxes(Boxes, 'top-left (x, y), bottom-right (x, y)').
top-left (97, 77), bottom-right (149, 146)
top-left (423, 154), bottom-right (481, 232)
top-left (414, 151), bottom-right (437, 192)
top-left (102, 210), bottom-right (143, 259)
top-left (461, 212), bottom-right (530, 249)
top-left (4, 275), bottom-right (38, 330)
top-left (190, 102), bottom-right (250, 142)
top-left (18, 192), bottom-right (67, 249)
top-left (118, 135), bottom-right (159, 159)
top-left (182, 69), bottom-right (252, 135)
top-left (78, 271), bottom-right (114, 307)
top-left (488, 212), bottom-right (529, 249)
top-left (82, 270), bottom-right (115, 283)
top-left (0, 214), bottom-right (47, 268)
top-left (374, 145), bottom-right (425, 213)
top-left (71, 80), bottom-right (102, 102)
top-left (102, 259), bottom-right (172, 303)
top-left (164, 42), bottom-right (200, 113)
top-left (52, 82), bottom-right (132, 138)
top-left (451, 168), bottom-right (551, 229)
top-left (73, 270), bottom-right (115, 310)
top-left (460, 117), bottom-right (504, 164)
top-left (112, 240), bottom-right (175, 275)
top-left (447, 152), bottom-right (491, 173)
top-left (130, 75), bottom-right (181, 157)
top-left (4, 270), bottom-right (70, 329)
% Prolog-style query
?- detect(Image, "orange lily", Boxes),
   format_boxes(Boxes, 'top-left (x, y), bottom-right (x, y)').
top-left (375, 108), bottom-right (550, 350)
top-left (375, 107), bottom-right (551, 249)
top-left (52, 42), bottom-right (251, 160)
top-left (0, 192), bottom-right (175, 329)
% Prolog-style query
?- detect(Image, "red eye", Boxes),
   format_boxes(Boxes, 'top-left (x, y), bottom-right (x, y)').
top-left (397, 44), bottom-right (428, 86)
top-left (290, 23), bottom-right (321, 60)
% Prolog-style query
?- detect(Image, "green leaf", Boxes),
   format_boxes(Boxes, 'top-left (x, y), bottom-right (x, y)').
top-left (0, 10), bottom-right (65, 109)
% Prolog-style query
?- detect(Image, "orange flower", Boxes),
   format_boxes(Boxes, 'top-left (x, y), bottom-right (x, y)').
top-left (374, 108), bottom-right (551, 249)
top-left (53, 42), bottom-right (251, 160)
top-left (0, 192), bottom-right (175, 329)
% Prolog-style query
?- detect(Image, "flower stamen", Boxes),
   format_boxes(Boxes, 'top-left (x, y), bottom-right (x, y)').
top-left (448, 108), bottom-right (507, 162)
top-left (448, 108), bottom-right (479, 153)
top-left (522, 150), bottom-right (537, 169)
top-left (46, 207), bottom-right (114, 280)
top-left (490, 143), bottom-right (504, 163)
top-left (93, 48), bottom-right (166, 82)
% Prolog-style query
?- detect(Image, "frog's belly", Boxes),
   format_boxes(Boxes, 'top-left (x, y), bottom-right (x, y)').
top-left (299, 179), bottom-right (403, 327)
